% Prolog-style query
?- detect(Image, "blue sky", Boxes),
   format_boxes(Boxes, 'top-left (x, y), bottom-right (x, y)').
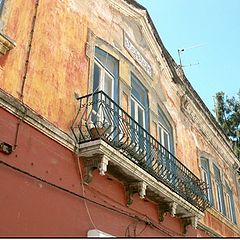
top-left (138, 0), bottom-right (240, 114)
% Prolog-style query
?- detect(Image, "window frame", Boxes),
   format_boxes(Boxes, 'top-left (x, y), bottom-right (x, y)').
top-left (130, 73), bottom-right (149, 160)
top-left (225, 183), bottom-right (237, 224)
top-left (200, 157), bottom-right (214, 206)
top-left (131, 96), bottom-right (145, 128)
top-left (0, 0), bottom-right (4, 17)
top-left (93, 47), bottom-right (119, 102)
top-left (93, 59), bottom-right (114, 99)
top-left (91, 47), bottom-right (119, 134)
top-left (157, 107), bottom-right (174, 154)
top-left (130, 73), bottom-right (149, 131)
top-left (213, 164), bottom-right (226, 215)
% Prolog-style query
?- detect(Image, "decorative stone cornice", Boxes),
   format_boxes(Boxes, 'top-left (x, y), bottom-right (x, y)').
top-left (0, 32), bottom-right (16, 55)
top-left (181, 93), bottom-right (238, 166)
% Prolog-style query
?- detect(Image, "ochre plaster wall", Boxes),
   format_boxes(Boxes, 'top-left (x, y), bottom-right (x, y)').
top-left (0, 0), bottom-right (89, 132)
top-left (0, 0), bottom-right (239, 235)
top-left (0, 0), bottom-right (36, 97)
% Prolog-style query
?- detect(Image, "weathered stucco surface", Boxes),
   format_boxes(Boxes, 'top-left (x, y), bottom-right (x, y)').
top-left (0, 0), bottom-right (239, 236)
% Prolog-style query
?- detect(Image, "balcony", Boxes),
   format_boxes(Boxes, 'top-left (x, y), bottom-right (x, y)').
top-left (71, 91), bottom-right (209, 227)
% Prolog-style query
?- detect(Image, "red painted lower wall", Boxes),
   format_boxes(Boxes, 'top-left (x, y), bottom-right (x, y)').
top-left (0, 107), bottom-right (208, 237)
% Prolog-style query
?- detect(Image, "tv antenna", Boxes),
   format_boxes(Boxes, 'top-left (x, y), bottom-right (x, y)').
top-left (177, 43), bottom-right (205, 67)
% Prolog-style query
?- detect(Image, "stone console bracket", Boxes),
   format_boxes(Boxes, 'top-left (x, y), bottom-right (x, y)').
top-left (126, 181), bottom-right (147, 205)
top-left (82, 155), bottom-right (109, 184)
top-left (158, 202), bottom-right (178, 222)
top-left (182, 216), bottom-right (199, 234)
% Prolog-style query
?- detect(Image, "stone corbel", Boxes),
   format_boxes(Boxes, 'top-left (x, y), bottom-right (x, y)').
top-left (0, 32), bottom-right (16, 55)
top-left (83, 155), bottom-right (109, 184)
top-left (169, 202), bottom-right (178, 217)
top-left (182, 215), bottom-right (199, 234)
top-left (98, 155), bottom-right (109, 176)
top-left (126, 181), bottom-right (147, 206)
top-left (158, 202), bottom-right (178, 222)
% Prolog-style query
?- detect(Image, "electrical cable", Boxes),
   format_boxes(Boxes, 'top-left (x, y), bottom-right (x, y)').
top-left (75, 153), bottom-right (98, 230)
top-left (137, 221), bottom-right (148, 236)
top-left (0, 159), bottom-right (178, 236)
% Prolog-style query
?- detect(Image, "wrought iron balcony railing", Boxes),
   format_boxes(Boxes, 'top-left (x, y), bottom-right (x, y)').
top-left (71, 91), bottom-right (210, 212)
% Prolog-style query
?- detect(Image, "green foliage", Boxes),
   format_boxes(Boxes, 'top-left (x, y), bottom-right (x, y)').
top-left (214, 90), bottom-right (240, 159)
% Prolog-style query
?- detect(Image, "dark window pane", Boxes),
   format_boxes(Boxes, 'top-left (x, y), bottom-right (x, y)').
top-left (138, 106), bottom-right (144, 127)
top-left (164, 131), bottom-right (169, 150)
top-left (93, 63), bottom-right (100, 92)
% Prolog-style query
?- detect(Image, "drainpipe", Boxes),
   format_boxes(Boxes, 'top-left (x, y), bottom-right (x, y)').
top-left (14, 0), bottom-right (40, 150)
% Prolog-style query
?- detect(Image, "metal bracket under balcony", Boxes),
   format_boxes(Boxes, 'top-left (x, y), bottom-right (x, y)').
top-left (71, 91), bottom-right (210, 222)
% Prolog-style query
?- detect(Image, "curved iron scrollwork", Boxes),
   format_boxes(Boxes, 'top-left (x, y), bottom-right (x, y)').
top-left (71, 91), bottom-right (210, 212)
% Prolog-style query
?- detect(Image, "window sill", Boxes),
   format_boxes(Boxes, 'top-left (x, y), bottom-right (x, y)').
top-left (0, 32), bottom-right (16, 55)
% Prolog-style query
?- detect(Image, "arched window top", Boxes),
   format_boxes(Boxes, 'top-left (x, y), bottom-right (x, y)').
top-left (201, 157), bottom-right (210, 171)
top-left (131, 73), bottom-right (148, 106)
top-left (213, 163), bottom-right (222, 181)
top-left (158, 107), bottom-right (172, 132)
top-left (95, 47), bottom-right (118, 77)
top-left (93, 47), bottom-right (119, 102)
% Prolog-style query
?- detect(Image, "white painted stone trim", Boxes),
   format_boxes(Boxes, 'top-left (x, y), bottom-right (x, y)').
top-left (79, 139), bottom-right (204, 219)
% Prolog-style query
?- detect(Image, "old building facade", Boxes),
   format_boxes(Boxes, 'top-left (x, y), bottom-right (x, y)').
top-left (0, 0), bottom-right (240, 237)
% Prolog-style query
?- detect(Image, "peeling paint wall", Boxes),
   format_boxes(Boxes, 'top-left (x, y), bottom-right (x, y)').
top-left (0, 0), bottom-right (239, 236)
top-left (0, 0), bottom-right (89, 131)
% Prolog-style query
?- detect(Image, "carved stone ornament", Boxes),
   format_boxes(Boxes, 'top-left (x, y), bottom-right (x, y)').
top-left (83, 155), bottom-right (109, 184)
top-left (158, 202), bottom-right (178, 222)
top-left (0, 32), bottom-right (16, 55)
top-left (126, 181), bottom-right (147, 205)
top-left (169, 202), bottom-right (178, 216)
top-left (123, 32), bottom-right (153, 78)
top-left (182, 215), bottom-right (199, 234)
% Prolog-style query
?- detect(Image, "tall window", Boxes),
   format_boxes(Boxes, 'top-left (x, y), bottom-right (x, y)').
top-left (92, 47), bottom-right (118, 129)
top-left (225, 183), bottom-right (237, 224)
top-left (201, 157), bottom-right (214, 206)
top-left (213, 164), bottom-right (226, 215)
top-left (158, 107), bottom-right (173, 153)
top-left (93, 47), bottom-right (118, 101)
top-left (158, 107), bottom-right (174, 181)
top-left (130, 74), bottom-right (149, 156)
top-left (131, 74), bottom-right (149, 129)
